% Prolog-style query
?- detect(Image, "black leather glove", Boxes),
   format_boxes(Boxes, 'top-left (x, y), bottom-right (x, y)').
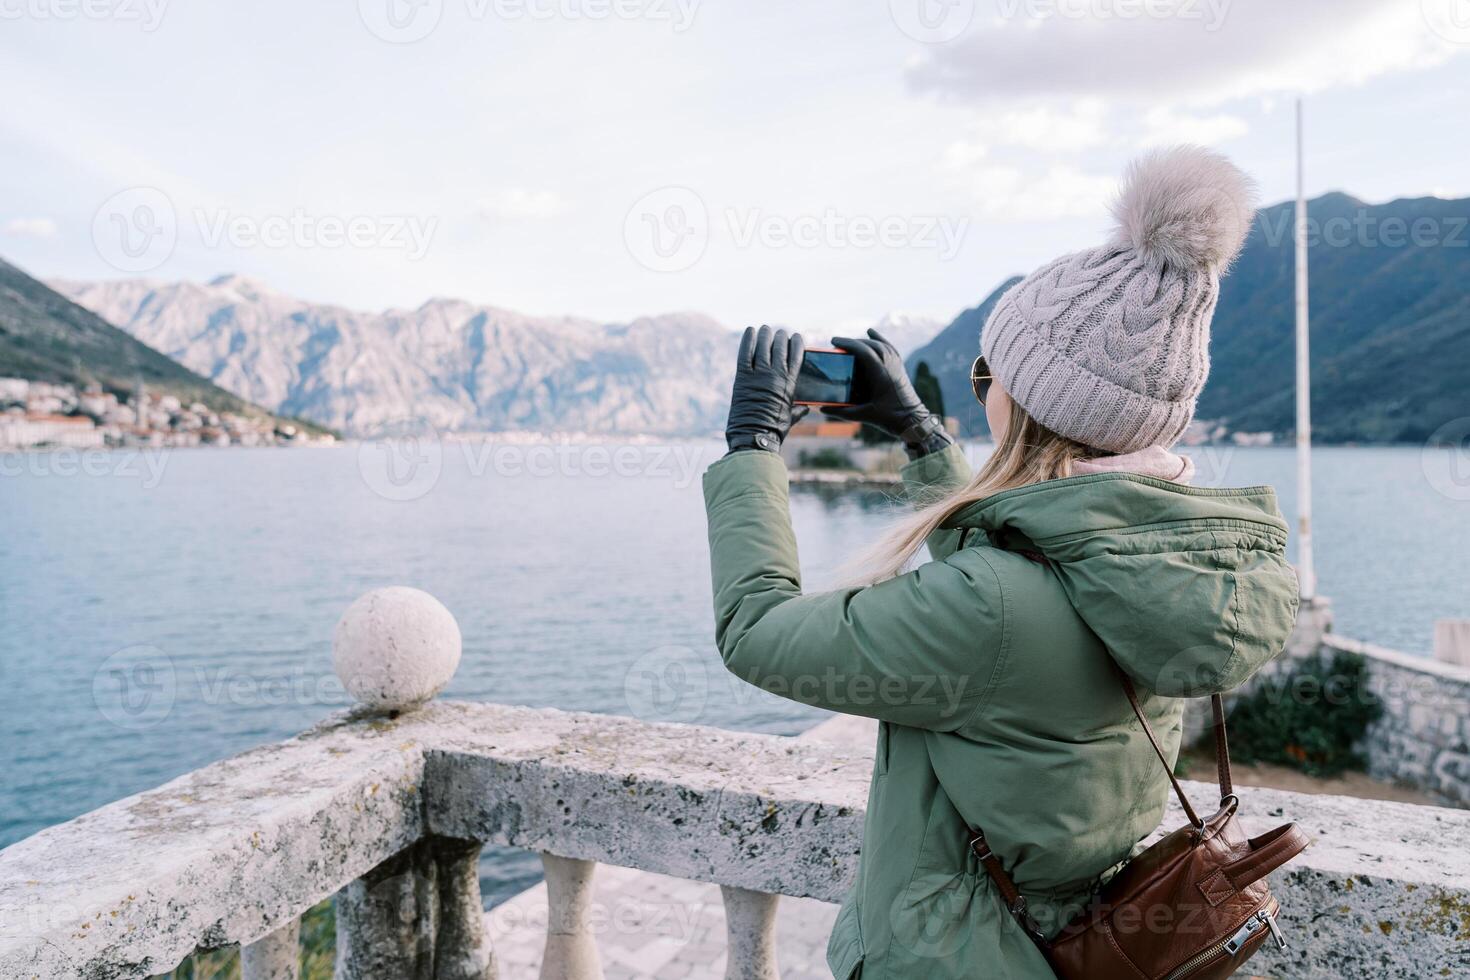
top-left (725, 325), bottom-right (807, 454)
top-left (821, 329), bottom-right (953, 458)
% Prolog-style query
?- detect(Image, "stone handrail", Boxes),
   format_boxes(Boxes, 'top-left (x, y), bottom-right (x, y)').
top-left (3, 589), bottom-right (1469, 980)
top-left (3, 698), bottom-right (1470, 978)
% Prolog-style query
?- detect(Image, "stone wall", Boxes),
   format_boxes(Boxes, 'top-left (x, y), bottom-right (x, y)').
top-left (1323, 634), bottom-right (1470, 806)
top-left (1184, 599), bottom-right (1470, 808)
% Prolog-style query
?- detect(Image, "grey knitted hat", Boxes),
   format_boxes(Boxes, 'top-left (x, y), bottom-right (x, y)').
top-left (981, 145), bottom-right (1257, 454)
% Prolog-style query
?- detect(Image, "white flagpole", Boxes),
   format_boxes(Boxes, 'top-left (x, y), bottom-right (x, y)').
top-left (1294, 97), bottom-right (1317, 601)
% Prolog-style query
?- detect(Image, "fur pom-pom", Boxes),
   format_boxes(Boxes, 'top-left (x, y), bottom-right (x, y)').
top-left (1109, 145), bottom-right (1258, 271)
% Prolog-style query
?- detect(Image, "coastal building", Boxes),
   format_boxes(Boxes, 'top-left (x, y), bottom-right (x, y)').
top-left (0, 413), bottom-right (104, 449)
top-left (0, 376), bottom-right (328, 448)
top-left (781, 417), bottom-right (962, 473)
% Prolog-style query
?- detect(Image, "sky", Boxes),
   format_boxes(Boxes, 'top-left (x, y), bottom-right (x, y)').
top-left (3, 0), bottom-right (1470, 332)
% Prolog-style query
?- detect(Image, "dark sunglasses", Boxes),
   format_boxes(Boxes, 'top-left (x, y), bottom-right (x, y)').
top-left (970, 355), bottom-right (994, 405)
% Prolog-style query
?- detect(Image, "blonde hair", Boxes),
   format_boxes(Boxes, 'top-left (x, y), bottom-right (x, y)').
top-left (845, 399), bottom-right (1096, 585)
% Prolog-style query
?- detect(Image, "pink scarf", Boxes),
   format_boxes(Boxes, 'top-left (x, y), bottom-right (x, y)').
top-left (1073, 446), bottom-right (1195, 485)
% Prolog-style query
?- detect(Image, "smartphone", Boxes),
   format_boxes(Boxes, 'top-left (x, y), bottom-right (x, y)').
top-left (794, 348), bottom-right (860, 406)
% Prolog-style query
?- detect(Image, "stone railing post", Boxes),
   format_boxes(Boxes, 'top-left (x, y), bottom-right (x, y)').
top-left (242, 918), bottom-right (301, 980)
top-left (1285, 593), bottom-right (1333, 659)
top-left (1434, 618), bottom-right (1470, 667)
top-left (431, 838), bottom-right (498, 980)
top-left (539, 854), bottom-right (605, 980)
top-left (330, 588), bottom-right (494, 980)
top-left (719, 886), bottom-right (780, 980)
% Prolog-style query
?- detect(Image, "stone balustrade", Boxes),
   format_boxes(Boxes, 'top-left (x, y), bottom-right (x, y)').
top-left (3, 697), bottom-right (1470, 979)
top-left (2, 589), bottom-right (1469, 979)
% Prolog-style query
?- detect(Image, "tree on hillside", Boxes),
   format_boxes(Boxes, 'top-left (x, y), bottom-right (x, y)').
top-left (914, 361), bottom-right (945, 421)
top-left (858, 360), bottom-right (947, 445)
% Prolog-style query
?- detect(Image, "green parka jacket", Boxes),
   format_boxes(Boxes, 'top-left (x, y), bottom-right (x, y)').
top-left (703, 444), bottom-right (1300, 980)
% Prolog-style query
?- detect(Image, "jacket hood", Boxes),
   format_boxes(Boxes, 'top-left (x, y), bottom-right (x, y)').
top-left (944, 473), bottom-right (1300, 697)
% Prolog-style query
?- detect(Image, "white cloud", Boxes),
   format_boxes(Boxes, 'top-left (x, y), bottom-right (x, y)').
top-left (2, 217), bottom-right (60, 240)
top-left (941, 137), bottom-right (992, 172)
top-left (966, 164), bottom-right (1117, 221)
top-left (476, 188), bottom-right (572, 221)
top-left (910, 1), bottom-right (1457, 106)
top-left (1138, 106), bottom-right (1249, 146)
top-left (962, 100), bottom-right (1110, 153)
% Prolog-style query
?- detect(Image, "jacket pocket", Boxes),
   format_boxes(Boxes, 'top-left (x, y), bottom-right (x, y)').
top-left (827, 896), bottom-right (865, 979)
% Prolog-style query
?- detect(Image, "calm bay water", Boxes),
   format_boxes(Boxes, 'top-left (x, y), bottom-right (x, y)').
top-left (2, 440), bottom-right (1467, 902)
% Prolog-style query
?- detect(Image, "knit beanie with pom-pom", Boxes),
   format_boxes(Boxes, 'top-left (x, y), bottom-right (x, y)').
top-left (980, 145), bottom-right (1258, 454)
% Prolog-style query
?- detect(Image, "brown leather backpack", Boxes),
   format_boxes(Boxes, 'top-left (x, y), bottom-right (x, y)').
top-left (970, 674), bottom-right (1310, 980)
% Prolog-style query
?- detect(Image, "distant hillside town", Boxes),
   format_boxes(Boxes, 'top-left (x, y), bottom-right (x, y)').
top-left (0, 378), bottom-right (334, 450)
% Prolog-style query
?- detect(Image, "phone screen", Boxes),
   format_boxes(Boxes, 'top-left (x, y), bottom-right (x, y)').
top-left (794, 350), bottom-right (857, 406)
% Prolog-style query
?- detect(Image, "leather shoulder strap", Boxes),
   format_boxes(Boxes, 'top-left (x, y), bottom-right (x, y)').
top-left (970, 670), bottom-right (1236, 934)
top-left (1213, 690), bottom-right (1233, 798)
top-left (1116, 672), bottom-right (1233, 817)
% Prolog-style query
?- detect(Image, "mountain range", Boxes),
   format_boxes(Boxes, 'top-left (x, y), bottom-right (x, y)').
top-left (911, 192), bottom-right (1470, 444)
top-left (29, 189), bottom-right (1465, 444)
top-left (53, 276), bottom-right (738, 436)
top-left (0, 258), bottom-right (312, 430)
top-left (51, 276), bottom-right (942, 437)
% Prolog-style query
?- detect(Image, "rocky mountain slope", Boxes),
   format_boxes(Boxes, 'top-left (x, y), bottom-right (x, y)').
top-left (0, 258), bottom-right (311, 430)
top-left (910, 192), bottom-right (1470, 443)
top-left (55, 276), bottom-right (741, 436)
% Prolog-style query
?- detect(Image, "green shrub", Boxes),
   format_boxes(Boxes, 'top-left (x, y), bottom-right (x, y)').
top-left (798, 447), bottom-right (856, 470)
top-left (153, 900), bottom-right (335, 980)
top-left (1225, 650), bottom-right (1383, 778)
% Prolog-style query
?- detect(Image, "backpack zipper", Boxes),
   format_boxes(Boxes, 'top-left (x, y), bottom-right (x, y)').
top-left (1160, 901), bottom-right (1285, 980)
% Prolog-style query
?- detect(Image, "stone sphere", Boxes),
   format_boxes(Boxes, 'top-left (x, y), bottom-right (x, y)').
top-left (333, 587), bottom-right (462, 711)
